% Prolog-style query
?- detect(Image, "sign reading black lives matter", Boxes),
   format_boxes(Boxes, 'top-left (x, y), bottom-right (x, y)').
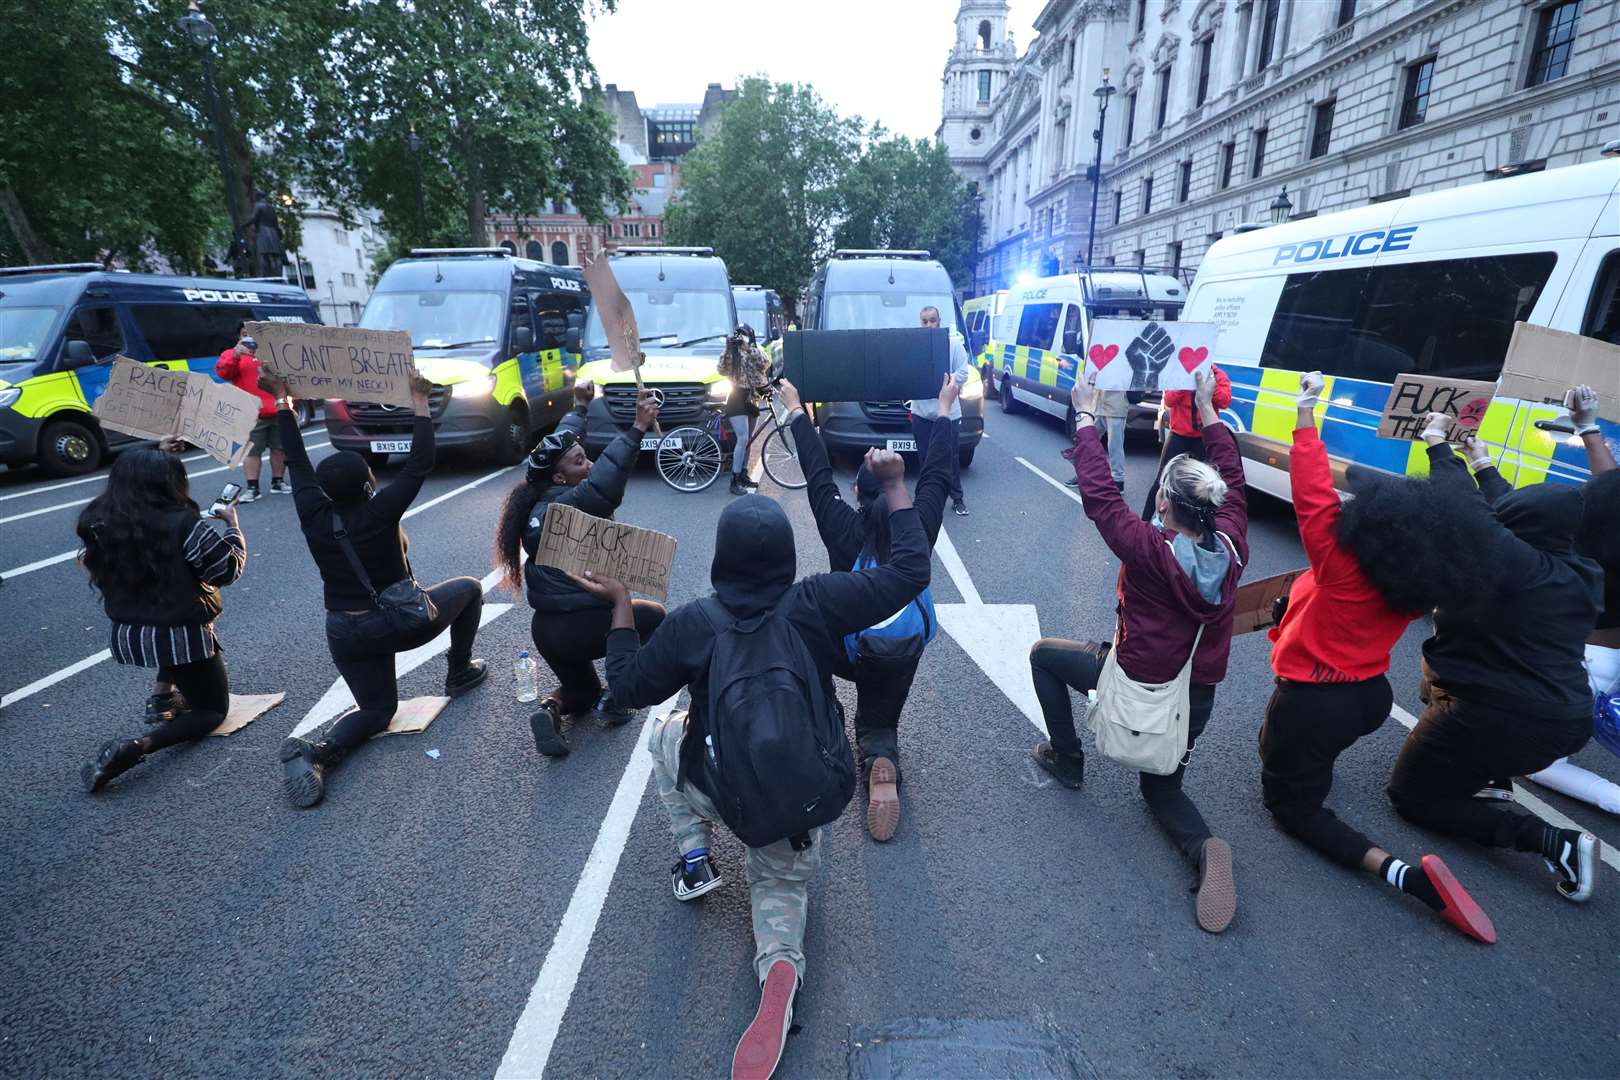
top-left (245, 321), bottom-right (417, 408)
top-left (534, 503), bottom-right (677, 603)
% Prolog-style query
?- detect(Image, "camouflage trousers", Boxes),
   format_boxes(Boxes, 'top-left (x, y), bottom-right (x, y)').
top-left (648, 710), bottom-right (821, 985)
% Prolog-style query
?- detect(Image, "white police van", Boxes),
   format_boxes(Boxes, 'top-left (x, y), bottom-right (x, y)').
top-left (1183, 152), bottom-right (1620, 501)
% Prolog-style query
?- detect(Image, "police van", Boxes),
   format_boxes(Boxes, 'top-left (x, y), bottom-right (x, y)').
top-left (0, 265), bottom-right (320, 475)
top-left (962, 290), bottom-right (1006, 395)
top-left (801, 249), bottom-right (984, 467)
top-left (339, 248), bottom-right (585, 465)
top-left (573, 247), bottom-right (736, 456)
top-left (732, 285), bottom-right (784, 345)
top-left (1183, 154), bottom-right (1620, 501)
top-left (993, 268), bottom-right (1187, 437)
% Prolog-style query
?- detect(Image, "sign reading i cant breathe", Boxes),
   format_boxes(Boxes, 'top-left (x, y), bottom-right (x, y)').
top-left (533, 503), bottom-right (677, 603)
top-left (244, 321), bottom-right (417, 408)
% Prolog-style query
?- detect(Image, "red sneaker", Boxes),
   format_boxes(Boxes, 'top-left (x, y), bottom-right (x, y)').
top-left (1420, 855), bottom-right (1496, 944)
top-left (732, 959), bottom-right (797, 1080)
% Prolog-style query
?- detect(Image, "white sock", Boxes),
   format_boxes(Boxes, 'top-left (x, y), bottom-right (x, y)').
top-left (1384, 858), bottom-right (1410, 890)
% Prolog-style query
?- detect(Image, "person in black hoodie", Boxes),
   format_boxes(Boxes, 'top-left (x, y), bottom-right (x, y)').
top-left (77, 447), bottom-right (247, 792)
top-left (1388, 411), bottom-right (1603, 902)
top-left (581, 451), bottom-right (929, 1080)
top-left (494, 381), bottom-right (664, 757)
top-left (779, 374), bottom-right (958, 841)
top-left (268, 371), bottom-right (489, 808)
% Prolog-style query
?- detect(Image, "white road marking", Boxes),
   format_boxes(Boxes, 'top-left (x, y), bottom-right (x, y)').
top-left (1388, 704), bottom-right (1620, 875)
top-left (1015, 455), bottom-right (1084, 507)
top-left (496, 692), bottom-right (681, 1080)
top-left (932, 528), bottom-right (1045, 729)
top-left (0, 650), bottom-right (112, 710)
top-left (401, 466), bottom-right (515, 520)
top-left (931, 528), bottom-right (982, 606)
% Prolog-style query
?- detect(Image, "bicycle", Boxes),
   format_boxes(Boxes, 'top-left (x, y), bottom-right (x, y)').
top-left (655, 380), bottom-right (808, 492)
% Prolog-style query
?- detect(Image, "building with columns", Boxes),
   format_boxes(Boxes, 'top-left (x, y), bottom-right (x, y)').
top-left (945, 0), bottom-right (1620, 295)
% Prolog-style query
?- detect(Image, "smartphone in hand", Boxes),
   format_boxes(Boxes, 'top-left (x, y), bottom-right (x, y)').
top-left (207, 482), bottom-right (243, 519)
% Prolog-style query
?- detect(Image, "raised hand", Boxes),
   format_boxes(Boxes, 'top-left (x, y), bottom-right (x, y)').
top-left (1567, 384), bottom-right (1599, 430)
top-left (1298, 371), bottom-right (1324, 406)
top-left (1069, 377), bottom-right (1102, 421)
top-left (936, 372), bottom-right (960, 415)
top-left (864, 447), bottom-right (905, 485)
top-left (1419, 411), bottom-right (1451, 445)
top-left (573, 379), bottom-right (596, 408)
top-left (634, 387), bottom-right (660, 431)
top-left (775, 378), bottom-right (803, 414)
top-left (1124, 322), bottom-right (1175, 391)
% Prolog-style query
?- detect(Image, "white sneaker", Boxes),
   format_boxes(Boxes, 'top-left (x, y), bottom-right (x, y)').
top-left (237, 487), bottom-right (261, 503)
top-left (1548, 829), bottom-right (1600, 902)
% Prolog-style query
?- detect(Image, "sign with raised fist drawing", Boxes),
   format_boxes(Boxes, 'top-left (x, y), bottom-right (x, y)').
top-left (1084, 319), bottom-right (1220, 392)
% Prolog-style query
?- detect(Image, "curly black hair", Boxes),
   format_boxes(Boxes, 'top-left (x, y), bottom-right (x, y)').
top-left (1335, 468), bottom-right (1504, 617)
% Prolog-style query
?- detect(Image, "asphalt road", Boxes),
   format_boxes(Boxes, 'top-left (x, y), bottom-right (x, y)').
top-left (2, 404), bottom-right (1617, 1080)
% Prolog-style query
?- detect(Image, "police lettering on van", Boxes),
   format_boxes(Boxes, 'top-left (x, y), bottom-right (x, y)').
top-left (1272, 226), bottom-right (1417, 266)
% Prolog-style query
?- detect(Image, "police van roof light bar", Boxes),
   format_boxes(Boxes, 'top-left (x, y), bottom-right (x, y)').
top-left (832, 249), bottom-right (932, 260)
top-left (0, 262), bottom-right (105, 277)
top-left (406, 247), bottom-right (510, 258)
top-left (615, 246), bottom-right (713, 257)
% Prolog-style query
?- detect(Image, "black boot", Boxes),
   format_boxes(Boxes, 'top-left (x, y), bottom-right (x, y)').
top-left (144, 689), bottom-right (185, 725)
top-left (445, 658), bottom-right (488, 696)
top-left (729, 474), bottom-right (749, 496)
top-left (83, 738), bottom-right (145, 793)
top-left (592, 691), bottom-right (637, 727)
top-left (530, 700), bottom-right (571, 757)
top-left (281, 737), bottom-right (344, 809)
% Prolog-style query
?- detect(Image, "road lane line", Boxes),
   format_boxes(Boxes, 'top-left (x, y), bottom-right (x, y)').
top-left (0, 650), bottom-right (112, 710)
top-left (931, 528), bottom-right (982, 606)
top-left (1388, 704), bottom-right (1620, 875)
top-left (496, 692), bottom-right (682, 1080)
top-left (0, 443), bottom-right (331, 526)
top-left (401, 465), bottom-right (515, 520)
top-left (1014, 456), bottom-right (1084, 507)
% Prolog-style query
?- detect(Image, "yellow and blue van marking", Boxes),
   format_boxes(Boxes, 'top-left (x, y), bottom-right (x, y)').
top-left (997, 342), bottom-right (1080, 392)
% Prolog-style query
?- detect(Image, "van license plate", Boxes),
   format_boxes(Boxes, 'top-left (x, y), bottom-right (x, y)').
top-left (886, 438), bottom-right (917, 452)
top-left (370, 440), bottom-right (412, 453)
top-left (640, 436), bottom-right (662, 450)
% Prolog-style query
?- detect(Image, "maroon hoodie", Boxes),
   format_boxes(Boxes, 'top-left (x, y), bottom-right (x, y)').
top-left (1068, 419), bottom-right (1248, 684)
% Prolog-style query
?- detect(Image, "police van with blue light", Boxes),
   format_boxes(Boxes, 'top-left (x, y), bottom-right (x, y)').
top-left (1182, 152), bottom-right (1620, 498)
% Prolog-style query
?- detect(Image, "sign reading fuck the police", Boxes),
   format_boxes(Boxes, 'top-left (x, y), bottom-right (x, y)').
top-left (246, 321), bottom-right (417, 408)
top-left (535, 503), bottom-right (677, 603)
top-left (1085, 320), bottom-right (1220, 393)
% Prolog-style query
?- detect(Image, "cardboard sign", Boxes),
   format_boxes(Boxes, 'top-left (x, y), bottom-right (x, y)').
top-left (245, 321), bottom-right (416, 407)
top-left (1085, 320), bottom-right (1219, 392)
top-left (533, 503), bottom-right (677, 602)
top-left (582, 254), bottom-right (643, 376)
top-left (1375, 373), bottom-right (1496, 441)
top-left (1232, 567), bottom-right (1305, 635)
top-left (92, 357), bottom-right (259, 466)
top-left (209, 692), bottom-right (287, 737)
top-left (781, 328), bottom-right (950, 402)
top-left (1496, 322), bottom-right (1620, 421)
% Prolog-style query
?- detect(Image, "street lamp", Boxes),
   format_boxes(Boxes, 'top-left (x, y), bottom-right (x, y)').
top-left (1270, 185), bottom-right (1294, 224)
top-left (178, 1), bottom-right (247, 275)
top-left (327, 279), bottom-right (341, 325)
top-left (406, 125), bottom-right (427, 242)
top-left (1086, 69), bottom-right (1118, 268)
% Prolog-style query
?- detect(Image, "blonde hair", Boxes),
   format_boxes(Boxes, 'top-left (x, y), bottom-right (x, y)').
top-left (1160, 453), bottom-right (1226, 533)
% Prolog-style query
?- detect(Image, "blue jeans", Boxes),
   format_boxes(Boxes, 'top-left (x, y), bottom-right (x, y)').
top-left (1100, 416), bottom-right (1126, 484)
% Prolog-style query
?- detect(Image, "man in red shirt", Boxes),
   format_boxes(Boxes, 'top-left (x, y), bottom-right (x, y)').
top-left (215, 332), bottom-right (284, 500)
top-left (1140, 363), bottom-right (1231, 519)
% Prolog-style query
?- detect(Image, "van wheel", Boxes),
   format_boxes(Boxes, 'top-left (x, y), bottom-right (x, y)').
top-left (496, 406), bottom-right (529, 465)
top-left (39, 418), bottom-right (103, 477)
top-left (959, 445), bottom-right (975, 469)
top-left (296, 400), bottom-right (320, 427)
top-left (981, 363), bottom-right (997, 399)
top-left (1000, 372), bottom-right (1022, 415)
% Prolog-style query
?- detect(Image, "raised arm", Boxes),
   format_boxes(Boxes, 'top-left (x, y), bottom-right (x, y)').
top-left (1423, 420), bottom-right (1539, 578)
top-left (1289, 372), bottom-right (1347, 577)
top-left (780, 379), bottom-right (863, 562)
top-left (263, 373), bottom-right (328, 524)
top-left (555, 386), bottom-right (657, 517)
top-left (183, 516), bottom-right (247, 588)
top-left (1567, 384), bottom-right (1617, 476)
top-left (365, 374), bottom-right (437, 522)
top-left (1069, 381), bottom-right (1172, 568)
top-left (803, 452), bottom-right (933, 638)
top-left (1457, 431), bottom-right (1512, 506)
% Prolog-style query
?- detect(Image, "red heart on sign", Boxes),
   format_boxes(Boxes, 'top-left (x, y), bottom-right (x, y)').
top-left (1178, 346), bottom-right (1209, 373)
top-left (1088, 344), bottom-right (1119, 369)
top-left (1458, 398), bottom-right (1488, 428)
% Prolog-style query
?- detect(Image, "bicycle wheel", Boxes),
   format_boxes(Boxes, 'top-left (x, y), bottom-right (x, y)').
top-left (656, 426), bottom-right (724, 491)
top-left (760, 424), bottom-right (807, 489)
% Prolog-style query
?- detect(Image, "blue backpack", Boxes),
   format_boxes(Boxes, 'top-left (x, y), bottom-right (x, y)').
top-left (843, 548), bottom-right (938, 665)
top-left (1594, 691), bottom-right (1620, 758)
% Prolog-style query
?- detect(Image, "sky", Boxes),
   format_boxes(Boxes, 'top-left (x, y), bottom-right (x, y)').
top-left (588, 0), bottom-right (1048, 141)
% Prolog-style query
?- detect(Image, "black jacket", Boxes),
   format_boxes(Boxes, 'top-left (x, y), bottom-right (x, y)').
top-left (1425, 444), bottom-right (1601, 717)
top-left (790, 412), bottom-right (955, 572)
top-left (521, 407), bottom-right (645, 613)
top-left (280, 408), bottom-right (432, 611)
top-left (604, 494), bottom-right (931, 796)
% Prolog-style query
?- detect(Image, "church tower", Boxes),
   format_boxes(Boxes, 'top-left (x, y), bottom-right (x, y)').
top-left (939, 1), bottom-right (1014, 186)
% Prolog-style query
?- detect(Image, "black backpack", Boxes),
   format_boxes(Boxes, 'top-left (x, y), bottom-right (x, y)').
top-left (696, 597), bottom-right (855, 848)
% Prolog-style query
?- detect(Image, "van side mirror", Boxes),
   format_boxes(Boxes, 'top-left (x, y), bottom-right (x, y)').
top-left (511, 326), bottom-right (534, 352)
top-left (1062, 329), bottom-right (1080, 355)
top-left (61, 340), bottom-right (96, 370)
top-left (564, 328), bottom-right (581, 353)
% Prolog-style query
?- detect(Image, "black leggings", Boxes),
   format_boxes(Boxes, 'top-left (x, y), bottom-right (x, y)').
top-left (1387, 687), bottom-right (1590, 850)
top-left (531, 601), bottom-right (666, 713)
top-left (1030, 637), bottom-right (1215, 865)
top-left (1259, 677), bottom-right (1392, 869)
top-left (852, 653), bottom-right (922, 775)
top-left (139, 653), bottom-right (230, 752)
top-left (324, 576), bottom-right (485, 751)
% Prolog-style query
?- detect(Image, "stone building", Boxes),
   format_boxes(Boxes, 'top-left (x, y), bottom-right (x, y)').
top-left (944, 0), bottom-right (1620, 295)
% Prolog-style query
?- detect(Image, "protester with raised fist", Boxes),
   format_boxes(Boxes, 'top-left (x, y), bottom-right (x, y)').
top-left (719, 325), bottom-right (771, 496)
top-left (77, 448), bottom-right (246, 792)
top-left (581, 449), bottom-right (929, 1080)
top-left (910, 305), bottom-right (970, 516)
top-left (270, 371), bottom-right (488, 808)
top-left (495, 380), bottom-right (665, 757)
top-left (1029, 368), bottom-right (1248, 933)
top-left (1260, 372), bottom-right (1501, 942)
top-left (1387, 410), bottom-right (1603, 902)
top-left (783, 372), bottom-right (958, 841)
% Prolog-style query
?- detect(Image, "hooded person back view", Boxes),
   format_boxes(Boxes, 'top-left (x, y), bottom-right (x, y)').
top-left (587, 452), bottom-right (929, 1080)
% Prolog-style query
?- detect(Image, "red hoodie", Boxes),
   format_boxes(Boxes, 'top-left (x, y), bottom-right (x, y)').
top-left (1267, 425), bottom-right (1413, 682)
top-left (1162, 365), bottom-right (1232, 438)
top-left (215, 347), bottom-right (276, 419)
top-left (1069, 417), bottom-right (1248, 684)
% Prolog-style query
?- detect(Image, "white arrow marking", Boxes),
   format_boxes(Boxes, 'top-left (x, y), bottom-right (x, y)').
top-left (932, 529), bottom-right (1045, 731)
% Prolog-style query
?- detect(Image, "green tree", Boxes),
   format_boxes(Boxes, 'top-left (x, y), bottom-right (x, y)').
top-left (835, 135), bottom-right (978, 287)
top-left (665, 78), bottom-right (860, 310)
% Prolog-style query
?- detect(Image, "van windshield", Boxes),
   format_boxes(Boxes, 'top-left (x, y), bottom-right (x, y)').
top-left (823, 292), bottom-right (960, 333)
top-left (584, 288), bottom-right (732, 352)
top-left (735, 295), bottom-right (767, 336)
top-left (359, 290), bottom-right (503, 351)
top-left (0, 304), bottom-right (62, 365)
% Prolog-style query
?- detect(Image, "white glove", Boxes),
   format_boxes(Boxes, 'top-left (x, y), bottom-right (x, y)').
top-left (1459, 431), bottom-right (1491, 471)
top-left (1297, 371), bottom-right (1324, 408)
top-left (1419, 411), bottom-right (1451, 444)
top-left (1566, 384), bottom-right (1600, 434)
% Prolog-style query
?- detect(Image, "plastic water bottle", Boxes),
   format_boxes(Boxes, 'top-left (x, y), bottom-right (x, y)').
top-left (514, 650), bottom-right (539, 703)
